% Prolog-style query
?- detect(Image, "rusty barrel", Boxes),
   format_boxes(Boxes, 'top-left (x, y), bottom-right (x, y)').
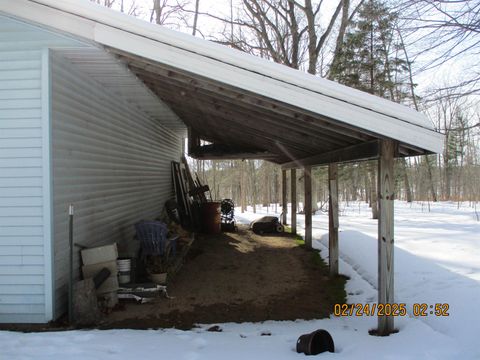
top-left (201, 201), bottom-right (221, 234)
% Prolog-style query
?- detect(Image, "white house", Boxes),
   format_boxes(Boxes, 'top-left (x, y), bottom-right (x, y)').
top-left (0, 0), bottom-right (442, 324)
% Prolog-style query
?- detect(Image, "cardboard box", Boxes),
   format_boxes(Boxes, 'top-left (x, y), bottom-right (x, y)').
top-left (81, 244), bottom-right (118, 266)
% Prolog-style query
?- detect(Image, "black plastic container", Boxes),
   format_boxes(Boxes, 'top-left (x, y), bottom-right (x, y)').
top-left (296, 329), bottom-right (334, 355)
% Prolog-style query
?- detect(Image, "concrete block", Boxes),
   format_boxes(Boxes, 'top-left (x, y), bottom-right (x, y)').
top-left (99, 292), bottom-right (119, 309)
top-left (82, 261), bottom-right (118, 279)
top-left (73, 278), bottom-right (101, 326)
top-left (97, 276), bottom-right (119, 294)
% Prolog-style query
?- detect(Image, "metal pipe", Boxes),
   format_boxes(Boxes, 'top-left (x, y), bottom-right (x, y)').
top-left (68, 204), bottom-right (74, 324)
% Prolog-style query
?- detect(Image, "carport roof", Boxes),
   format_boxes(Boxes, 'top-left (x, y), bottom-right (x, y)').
top-left (1, 0), bottom-right (444, 166)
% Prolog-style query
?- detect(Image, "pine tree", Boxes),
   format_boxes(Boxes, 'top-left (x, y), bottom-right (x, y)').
top-left (330, 0), bottom-right (412, 212)
top-left (330, 0), bottom-right (408, 100)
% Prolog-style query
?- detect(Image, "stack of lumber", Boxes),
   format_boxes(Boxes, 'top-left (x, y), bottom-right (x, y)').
top-left (171, 157), bottom-right (210, 230)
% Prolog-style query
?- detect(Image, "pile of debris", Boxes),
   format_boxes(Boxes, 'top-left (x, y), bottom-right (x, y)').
top-left (72, 223), bottom-right (193, 326)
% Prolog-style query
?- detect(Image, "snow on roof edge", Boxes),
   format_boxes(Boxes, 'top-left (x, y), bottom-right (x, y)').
top-left (25, 0), bottom-right (435, 131)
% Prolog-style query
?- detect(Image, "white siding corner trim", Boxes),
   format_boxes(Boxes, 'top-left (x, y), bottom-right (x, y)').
top-left (0, 15), bottom-right (84, 323)
top-left (41, 48), bottom-right (53, 322)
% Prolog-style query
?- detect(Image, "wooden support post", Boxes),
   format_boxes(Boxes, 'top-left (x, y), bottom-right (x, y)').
top-left (304, 166), bottom-right (312, 248)
top-left (281, 169), bottom-right (287, 225)
top-left (291, 168), bottom-right (297, 234)
top-left (377, 140), bottom-right (395, 336)
top-left (328, 163), bottom-right (339, 277)
top-left (187, 127), bottom-right (200, 155)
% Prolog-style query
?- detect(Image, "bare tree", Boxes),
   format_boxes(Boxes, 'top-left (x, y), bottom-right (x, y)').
top-left (150, 0), bottom-right (189, 26)
top-left (397, 0), bottom-right (480, 98)
top-left (90, 0), bottom-right (139, 15)
top-left (90, 0), bottom-right (116, 7)
top-left (192, 0), bottom-right (200, 35)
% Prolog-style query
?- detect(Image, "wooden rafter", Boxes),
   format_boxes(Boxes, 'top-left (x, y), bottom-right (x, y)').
top-left (106, 48), bottom-right (425, 167)
top-left (133, 65), bottom-right (366, 146)
top-left (144, 79), bottom-right (349, 150)
top-left (281, 140), bottom-right (382, 169)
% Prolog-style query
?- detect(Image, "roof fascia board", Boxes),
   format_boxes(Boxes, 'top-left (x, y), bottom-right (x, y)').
top-left (0, 1), bottom-right (96, 42)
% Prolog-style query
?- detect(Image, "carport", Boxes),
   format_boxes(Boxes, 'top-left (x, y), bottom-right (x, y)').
top-left (1, 0), bottom-right (443, 334)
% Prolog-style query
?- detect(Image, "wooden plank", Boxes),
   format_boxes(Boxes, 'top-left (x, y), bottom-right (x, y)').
top-left (142, 77), bottom-right (354, 149)
top-left (117, 56), bottom-right (374, 141)
top-left (377, 140), bottom-right (395, 336)
top-left (187, 126), bottom-right (200, 155)
top-left (328, 163), bottom-right (339, 277)
top-left (281, 140), bottom-right (380, 169)
top-left (163, 101), bottom-right (326, 158)
top-left (171, 106), bottom-right (311, 161)
top-left (290, 168), bottom-right (297, 234)
top-left (168, 236), bottom-right (195, 277)
top-left (181, 156), bottom-right (197, 191)
top-left (281, 169), bottom-right (287, 225)
top-left (192, 152), bottom-right (278, 161)
top-left (304, 166), bottom-right (312, 248)
top-left (190, 142), bottom-right (278, 161)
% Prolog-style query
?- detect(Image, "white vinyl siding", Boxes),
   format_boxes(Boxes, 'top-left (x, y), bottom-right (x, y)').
top-left (50, 52), bottom-right (182, 318)
top-left (0, 15), bottom-right (183, 322)
top-left (0, 16), bottom-right (83, 323)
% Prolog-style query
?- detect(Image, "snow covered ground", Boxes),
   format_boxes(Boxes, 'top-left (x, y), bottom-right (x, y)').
top-left (1, 201), bottom-right (479, 359)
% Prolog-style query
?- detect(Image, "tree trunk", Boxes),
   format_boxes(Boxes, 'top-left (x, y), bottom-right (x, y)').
top-left (192, 0), bottom-right (200, 36)
top-left (425, 156), bottom-right (438, 202)
top-left (263, 164), bottom-right (269, 207)
top-left (370, 163), bottom-right (378, 219)
top-left (401, 158), bottom-right (413, 202)
top-left (212, 160), bottom-right (217, 201)
top-left (240, 161), bottom-right (246, 213)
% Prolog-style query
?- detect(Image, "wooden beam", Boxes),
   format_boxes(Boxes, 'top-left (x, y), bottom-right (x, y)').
top-left (328, 163), bottom-right (339, 277)
top-left (304, 166), bottom-right (312, 248)
top-left (190, 142), bottom-right (274, 158)
top-left (160, 91), bottom-right (332, 151)
top-left (192, 151), bottom-right (278, 160)
top-left (377, 140), bottom-right (395, 336)
top-left (111, 51), bottom-right (374, 142)
top-left (291, 168), bottom-right (297, 235)
top-left (187, 126), bottom-right (200, 156)
top-left (282, 169), bottom-right (287, 225)
top-left (142, 76), bottom-right (352, 149)
top-left (169, 104), bottom-right (313, 160)
top-left (281, 140), bottom-right (380, 169)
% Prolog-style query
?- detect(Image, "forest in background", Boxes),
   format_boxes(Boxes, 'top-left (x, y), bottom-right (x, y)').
top-left (92, 0), bottom-right (480, 212)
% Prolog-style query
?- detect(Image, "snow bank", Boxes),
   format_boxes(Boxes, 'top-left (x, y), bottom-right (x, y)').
top-left (1, 201), bottom-right (478, 359)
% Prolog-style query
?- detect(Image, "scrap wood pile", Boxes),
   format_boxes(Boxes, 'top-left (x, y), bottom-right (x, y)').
top-left (171, 157), bottom-right (211, 231)
top-left (171, 157), bottom-right (237, 232)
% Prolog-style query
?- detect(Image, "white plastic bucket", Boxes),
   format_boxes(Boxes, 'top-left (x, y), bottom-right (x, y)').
top-left (117, 258), bottom-right (131, 284)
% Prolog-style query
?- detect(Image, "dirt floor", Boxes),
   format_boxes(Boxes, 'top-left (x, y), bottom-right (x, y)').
top-left (101, 225), bottom-right (346, 330)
